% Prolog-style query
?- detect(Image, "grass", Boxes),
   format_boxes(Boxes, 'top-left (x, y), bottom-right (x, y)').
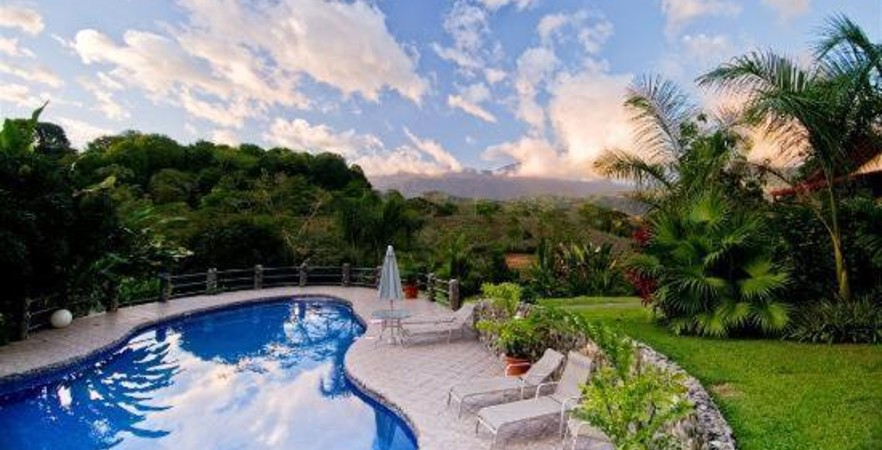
top-left (540, 296), bottom-right (882, 450)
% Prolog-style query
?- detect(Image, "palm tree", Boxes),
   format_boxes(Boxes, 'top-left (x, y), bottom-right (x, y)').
top-left (594, 76), bottom-right (789, 336)
top-left (698, 15), bottom-right (882, 301)
top-left (629, 189), bottom-right (791, 336)
top-left (594, 75), bottom-right (751, 208)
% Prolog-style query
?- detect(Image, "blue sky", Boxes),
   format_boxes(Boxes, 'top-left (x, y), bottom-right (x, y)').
top-left (0, 0), bottom-right (879, 179)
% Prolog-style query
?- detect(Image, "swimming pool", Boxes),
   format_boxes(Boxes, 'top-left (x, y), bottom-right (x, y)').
top-left (0, 298), bottom-right (418, 450)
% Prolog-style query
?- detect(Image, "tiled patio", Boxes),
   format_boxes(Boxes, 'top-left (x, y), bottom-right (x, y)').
top-left (0, 287), bottom-right (569, 450)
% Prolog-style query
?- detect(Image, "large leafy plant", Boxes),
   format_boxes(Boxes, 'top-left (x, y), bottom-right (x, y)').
top-left (577, 364), bottom-right (691, 450)
top-left (630, 189), bottom-right (791, 336)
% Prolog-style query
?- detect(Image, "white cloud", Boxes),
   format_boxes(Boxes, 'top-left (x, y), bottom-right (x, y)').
top-left (54, 116), bottom-right (113, 148)
top-left (179, 90), bottom-right (250, 129)
top-left (433, 1), bottom-right (490, 75)
top-left (537, 11), bottom-right (613, 54)
top-left (578, 19), bottom-right (615, 55)
top-left (483, 69), bottom-right (634, 179)
top-left (661, 0), bottom-right (741, 36)
top-left (448, 95), bottom-right (497, 123)
top-left (484, 68), bottom-right (507, 84)
top-left (72, 29), bottom-right (223, 97)
top-left (0, 60), bottom-right (62, 87)
top-left (0, 36), bottom-right (34, 58)
top-left (265, 118), bottom-right (462, 176)
top-left (514, 46), bottom-right (558, 131)
top-left (483, 136), bottom-right (562, 177)
top-left (547, 70), bottom-right (634, 165)
top-left (78, 77), bottom-right (129, 120)
top-left (447, 82), bottom-right (497, 123)
top-left (481, 9), bottom-right (635, 179)
top-left (67, 1), bottom-right (427, 128)
top-left (477, 0), bottom-right (536, 11)
top-left (265, 118), bottom-right (384, 158)
top-left (0, 82), bottom-right (38, 107)
top-left (0, 5), bottom-right (44, 35)
top-left (179, 0), bottom-right (426, 103)
top-left (404, 128), bottom-right (463, 172)
top-left (680, 33), bottom-right (735, 70)
top-left (762, 0), bottom-right (811, 22)
top-left (211, 129), bottom-right (239, 146)
top-left (537, 14), bottom-right (570, 42)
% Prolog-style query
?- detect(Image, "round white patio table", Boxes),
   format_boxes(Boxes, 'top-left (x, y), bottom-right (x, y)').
top-left (371, 309), bottom-right (412, 345)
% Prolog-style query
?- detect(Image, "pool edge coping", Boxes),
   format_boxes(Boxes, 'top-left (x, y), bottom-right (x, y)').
top-left (0, 292), bottom-right (423, 446)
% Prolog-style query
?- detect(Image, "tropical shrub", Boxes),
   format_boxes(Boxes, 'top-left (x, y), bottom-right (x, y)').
top-left (788, 293), bottom-right (882, 344)
top-left (480, 282), bottom-right (522, 316)
top-left (527, 240), bottom-right (632, 298)
top-left (629, 190), bottom-right (791, 337)
top-left (577, 362), bottom-right (692, 450)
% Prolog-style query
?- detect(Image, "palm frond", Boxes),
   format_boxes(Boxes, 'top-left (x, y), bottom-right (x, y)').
top-left (751, 301), bottom-right (791, 332)
top-left (626, 75), bottom-right (699, 159)
top-left (594, 148), bottom-right (673, 190)
top-left (814, 14), bottom-right (882, 79)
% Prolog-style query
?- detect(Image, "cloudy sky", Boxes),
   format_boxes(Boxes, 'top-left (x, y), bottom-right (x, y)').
top-left (0, 0), bottom-right (879, 179)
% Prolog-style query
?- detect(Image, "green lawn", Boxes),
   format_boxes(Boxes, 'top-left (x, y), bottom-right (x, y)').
top-left (540, 296), bottom-right (882, 450)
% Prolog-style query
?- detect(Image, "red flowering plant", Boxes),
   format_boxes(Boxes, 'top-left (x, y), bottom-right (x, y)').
top-left (626, 224), bottom-right (657, 306)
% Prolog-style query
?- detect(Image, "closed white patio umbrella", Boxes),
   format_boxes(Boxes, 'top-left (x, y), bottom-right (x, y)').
top-left (378, 245), bottom-right (404, 310)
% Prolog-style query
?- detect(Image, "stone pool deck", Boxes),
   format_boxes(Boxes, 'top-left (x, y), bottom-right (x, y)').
top-left (0, 287), bottom-right (568, 450)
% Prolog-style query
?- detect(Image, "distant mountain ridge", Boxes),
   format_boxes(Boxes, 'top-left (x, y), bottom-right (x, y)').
top-left (370, 171), bottom-right (632, 201)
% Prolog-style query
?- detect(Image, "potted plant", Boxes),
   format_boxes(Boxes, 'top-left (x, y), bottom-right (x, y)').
top-left (477, 316), bottom-right (538, 375)
top-left (403, 273), bottom-right (419, 299)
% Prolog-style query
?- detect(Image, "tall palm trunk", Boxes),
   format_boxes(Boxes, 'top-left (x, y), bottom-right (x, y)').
top-left (827, 185), bottom-right (851, 300)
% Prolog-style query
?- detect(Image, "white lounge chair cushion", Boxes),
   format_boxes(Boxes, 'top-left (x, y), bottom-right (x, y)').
top-left (477, 396), bottom-right (562, 432)
top-left (450, 377), bottom-right (526, 400)
top-left (521, 349), bottom-right (564, 385)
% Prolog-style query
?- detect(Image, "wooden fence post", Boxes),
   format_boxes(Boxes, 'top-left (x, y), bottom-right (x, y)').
top-left (254, 265), bottom-right (263, 290)
top-left (108, 282), bottom-right (120, 313)
top-left (342, 263), bottom-right (351, 287)
top-left (159, 273), bottom-right (171, 302)
top-left (299, 263), bottom-right (308, 287)
top-left (449, 278), bottom-right (461, 310)
top-left (427, 273), bottom-right (436, 302)
top-left (206, 268), bottom-right (217, 293)
top-left (18, 297), bottom-right (31, 340)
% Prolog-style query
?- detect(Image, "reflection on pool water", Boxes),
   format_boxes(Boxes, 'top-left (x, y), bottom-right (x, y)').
top-left (0, 299), bottom-right (418, 450)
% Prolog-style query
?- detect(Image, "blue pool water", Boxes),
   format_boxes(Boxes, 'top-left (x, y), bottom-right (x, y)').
top-left (0, 299), bottom-right (418, 450)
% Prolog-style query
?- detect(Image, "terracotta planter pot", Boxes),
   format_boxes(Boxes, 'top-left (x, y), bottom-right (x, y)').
top-left (403, 284), bottom-right (419, 299)
top-left (504, 355), bottom-right (531, 376)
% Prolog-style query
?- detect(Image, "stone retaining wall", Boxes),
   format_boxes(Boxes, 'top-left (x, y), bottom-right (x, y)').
top-left (636, 343), bottom-right (736, 450)
top-left (474, 300), bottom-right (737, 450)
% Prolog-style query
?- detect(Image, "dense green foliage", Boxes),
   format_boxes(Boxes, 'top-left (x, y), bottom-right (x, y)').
top-left (700, 14), bottom-right (882, 302)
top-left (527, 240), bottom-right (632, 299)
top-left (544, 296), bottom-right (882, 450)
top-left (632, 190), bottom-right (790, 336)
top-left (594, 15), bottom-right (882, 340)
top-left (0, 109), bottom-right (631, 340)
top-left (596, 76), bottom-right (791, 337)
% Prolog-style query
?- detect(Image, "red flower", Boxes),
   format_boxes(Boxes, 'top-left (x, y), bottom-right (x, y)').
top-left (625, 268), bottom-right (656, 306)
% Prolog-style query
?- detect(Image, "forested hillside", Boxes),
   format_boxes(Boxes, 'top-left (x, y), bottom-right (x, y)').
top-left (0, 110), bottom-right (635, 341)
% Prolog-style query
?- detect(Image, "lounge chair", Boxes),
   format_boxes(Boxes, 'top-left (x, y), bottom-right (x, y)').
top-left (474, 351), bottom-right (593, 449)
top-left (562, 417), bottom-right (613, 450)
top-left (447, 348), bottom-right (565, 418)
top-left (401, 303), bottom-right (476, 344)
top-left (403, 302), bottom-right (476, 325)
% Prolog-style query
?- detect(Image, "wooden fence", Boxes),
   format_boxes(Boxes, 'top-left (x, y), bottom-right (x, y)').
top-left (18, 265), bottom-right (461, 339)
